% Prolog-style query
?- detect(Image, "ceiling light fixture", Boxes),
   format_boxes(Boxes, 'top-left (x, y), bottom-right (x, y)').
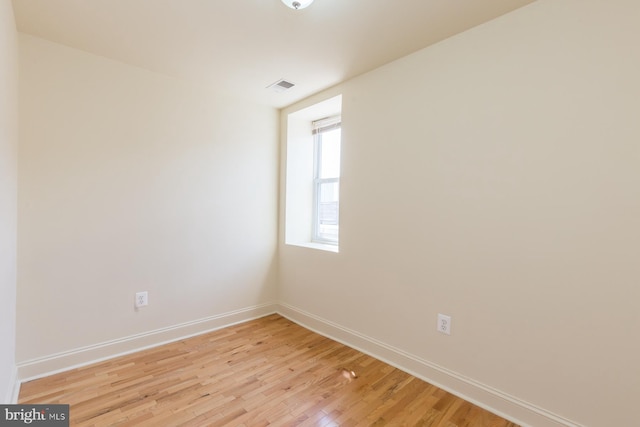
top-left (281, 0), bottom-right (314, 10)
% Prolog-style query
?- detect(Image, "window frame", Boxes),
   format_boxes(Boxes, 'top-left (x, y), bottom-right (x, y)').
top-left (311, 116), bottom-right (341, 245)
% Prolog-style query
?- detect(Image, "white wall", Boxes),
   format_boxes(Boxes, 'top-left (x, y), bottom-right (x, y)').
top-left (0, 0), bottom-right (18, 403)
top-left (17, 35), bottom-right (279, 375)
top-left (279, 1), bottom-right (640, 426)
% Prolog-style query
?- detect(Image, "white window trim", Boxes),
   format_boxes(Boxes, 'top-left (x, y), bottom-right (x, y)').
top-left (311, 116), bottom-right (341, 245)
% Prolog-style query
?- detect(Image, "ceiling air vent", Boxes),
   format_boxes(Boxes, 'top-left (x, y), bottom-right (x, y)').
top-left (267, 79), bottom-right (295, 93)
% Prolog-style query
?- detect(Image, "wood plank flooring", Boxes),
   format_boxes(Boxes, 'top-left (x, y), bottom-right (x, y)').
top-left (19, 314), bottom-right (519, 426)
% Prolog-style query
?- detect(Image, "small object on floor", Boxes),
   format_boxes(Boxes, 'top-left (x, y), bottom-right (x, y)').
top-left (341, 368), bottom-right (357, 380)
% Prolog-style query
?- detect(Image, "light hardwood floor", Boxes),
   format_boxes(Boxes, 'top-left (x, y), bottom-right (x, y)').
top-left (19, 314), bottom-right (519, 426)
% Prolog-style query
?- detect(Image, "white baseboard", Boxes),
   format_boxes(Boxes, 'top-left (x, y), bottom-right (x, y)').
top-left (3, 365), bottom-right (19, 404)
top-left (10, 368), bottom-right (20, 404)
top-left (17, 303), bottom-right (277, 382)
top-left (276, 303), bottom-right (581, 427)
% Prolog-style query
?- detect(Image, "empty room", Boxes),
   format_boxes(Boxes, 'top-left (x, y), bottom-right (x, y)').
top-left (1, 0), bottom-right (639, 425)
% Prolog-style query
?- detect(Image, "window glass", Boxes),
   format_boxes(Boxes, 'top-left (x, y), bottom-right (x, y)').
top-left (319, 128), bottom-right (341, 179)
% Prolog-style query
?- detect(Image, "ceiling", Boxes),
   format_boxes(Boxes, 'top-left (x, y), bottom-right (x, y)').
top-left (12, 0), bottom-right (536, 108)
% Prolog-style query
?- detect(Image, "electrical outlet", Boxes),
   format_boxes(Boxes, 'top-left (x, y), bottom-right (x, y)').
top-left (437, 313), bottom-right (451, 335)
top-left (135, 291), bottom-right (148, 308)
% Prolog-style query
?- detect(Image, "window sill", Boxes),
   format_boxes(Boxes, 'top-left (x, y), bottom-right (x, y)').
top-left (286, 242), bottom-right (339, 253)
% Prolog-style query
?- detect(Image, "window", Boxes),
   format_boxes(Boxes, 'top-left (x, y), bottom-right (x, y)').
top-left (285, 94), bottom-right (342, 252)
top-left (313, 117), bottom-right (341, 244)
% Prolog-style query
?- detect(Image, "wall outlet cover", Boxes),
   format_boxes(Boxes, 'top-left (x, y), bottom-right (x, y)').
top-left (437, 313), bottom-right (451, 335)
top-left (135, 291), bottom-right (148, 308)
